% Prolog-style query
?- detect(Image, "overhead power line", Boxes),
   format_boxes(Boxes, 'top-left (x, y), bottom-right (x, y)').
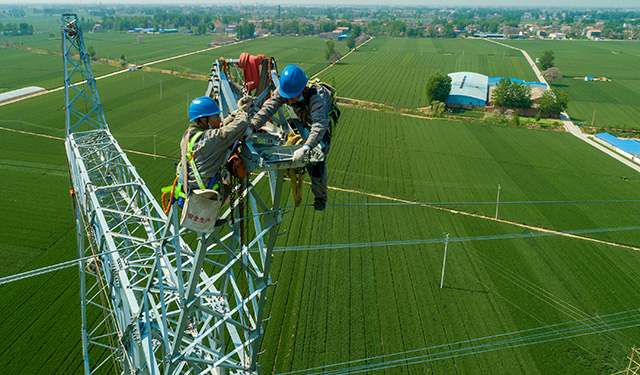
top-left (278, 309), bottom-right (640, 375)
top-left (5, 223), bottom-right (638, 286)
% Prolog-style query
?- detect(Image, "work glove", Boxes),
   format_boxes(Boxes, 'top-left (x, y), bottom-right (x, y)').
top-left (237, 95), bottom-right (255, 112)
top-left (292, 144), bottom-right (311, 162)
top-left (243, 126), bottom-right (254, 142)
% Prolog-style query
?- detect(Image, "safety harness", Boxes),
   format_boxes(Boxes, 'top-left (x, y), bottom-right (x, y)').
top-left (300, 82), bottom-right (341, 133)
top-left (161, 131), bottom-right (219, 213)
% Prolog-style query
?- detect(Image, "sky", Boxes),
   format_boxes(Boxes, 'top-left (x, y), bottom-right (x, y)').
top-left (0, 0), bottom-right (638, 7)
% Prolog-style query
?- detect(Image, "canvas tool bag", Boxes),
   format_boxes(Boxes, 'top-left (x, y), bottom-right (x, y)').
top-left (179, 130), bottom-right (224, 233)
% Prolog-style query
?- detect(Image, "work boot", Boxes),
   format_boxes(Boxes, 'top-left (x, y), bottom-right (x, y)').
top-left (313, 198), bottom-right (326, 211)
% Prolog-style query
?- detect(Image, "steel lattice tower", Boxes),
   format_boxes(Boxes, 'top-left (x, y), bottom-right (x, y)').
top-left (62, 13), bottom-right (317, 375)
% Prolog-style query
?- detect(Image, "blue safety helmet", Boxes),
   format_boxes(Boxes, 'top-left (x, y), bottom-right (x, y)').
top-left (189, 96), bottom-right (221, 122)
top-left (279, 65), bottom-right (308, 99)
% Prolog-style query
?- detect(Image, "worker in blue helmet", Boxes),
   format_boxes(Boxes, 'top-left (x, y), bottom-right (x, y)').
top-left (248, 65), bottom-right (340, 211)
top-left (180, 96), bottom-right (251, 198)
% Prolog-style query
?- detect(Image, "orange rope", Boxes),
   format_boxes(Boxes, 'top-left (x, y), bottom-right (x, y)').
top-left (162, 175), bottom-right (179, 214)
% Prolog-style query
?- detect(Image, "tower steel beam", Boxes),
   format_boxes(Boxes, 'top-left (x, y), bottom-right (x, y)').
top-left (62, 13), bottom-right (321, 375)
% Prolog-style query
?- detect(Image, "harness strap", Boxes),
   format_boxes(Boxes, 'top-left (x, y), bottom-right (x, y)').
top-left (187, 131), bottom-right (207, 190)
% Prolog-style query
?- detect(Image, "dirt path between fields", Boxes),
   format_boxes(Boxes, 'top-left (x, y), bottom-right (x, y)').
top-left (310, 36), bottom-right (375, 80)
top-left (1, 122), bottom-right (638, 251)
top-left (326, 185), bottom-right (640, 252)
top-left (0, 126), bottom-right (174, 160)
top-left (0, 37), bottom-right (259, 107)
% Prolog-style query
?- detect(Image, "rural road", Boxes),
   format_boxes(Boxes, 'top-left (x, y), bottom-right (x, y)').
top-left (486, 38), bottom-right (640, 174)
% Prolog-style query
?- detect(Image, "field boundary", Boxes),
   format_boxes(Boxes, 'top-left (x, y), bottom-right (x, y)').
top-left (2, 123), bottom-right (637, 252)
top-left (310, 37), bottom-right (375, 80)
top-left (326, 185), bottom-right (640, 252)
top-left (0, 36), bottom-right (261, 107)
top-left (486, 39), bottom-right (640, 176)
top-left (0, 126), bottom-right (174, 160)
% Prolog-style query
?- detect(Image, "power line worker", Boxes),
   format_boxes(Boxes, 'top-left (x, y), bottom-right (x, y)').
top-left (247, 64), bottom-right (338, 211)
top-left (181, 96), bottom-right (251, 202)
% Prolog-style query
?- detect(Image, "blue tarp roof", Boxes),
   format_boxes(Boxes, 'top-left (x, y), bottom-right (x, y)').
top-left (595, 133), bottom-right (640, 155)
top-left (489, 77), bottom-right (547, 87)
top-left (489, 77), bottom-right (523, 83)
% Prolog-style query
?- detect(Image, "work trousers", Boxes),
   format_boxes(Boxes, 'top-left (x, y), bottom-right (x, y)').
top-left (306, 133), bottom-right (331, 202)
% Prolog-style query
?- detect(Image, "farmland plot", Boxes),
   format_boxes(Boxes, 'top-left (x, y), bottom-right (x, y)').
top-left (500, 39), bottom-right (640, 129)
top-left (152, 36), bottom-right (352, 78)
top-left (318, 38), bottom-right (538, 109)
top-left (261, 107), bottom-right (640, 374)
top-left (2, 66), bottom-right (640, 375)
top-left (0, 48), bottom-right (117, 92)
top-left (5, 31), bottom-right (220, 65)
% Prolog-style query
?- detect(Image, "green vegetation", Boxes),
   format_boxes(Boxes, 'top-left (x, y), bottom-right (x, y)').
top-left (0, 48), bottom-right (117, 92)
top-left (425, 72), bottom-right (452, 104)
top-left (3, 31), bottom-right (220, 65)
top-left (501, 39), bottom-right (640, 130)
top-left (318, 38), bottom-right (538, 109)
top-left (491, 78), bottom-right (532, 109)
top-left (153, 36), bottom-right (350, 78)
top-left (324, 39), bottom-right (336, 61)
top-left (538, 49), bottom-right (555, 71)
top-left (538, 89), bottom-right (569, 115)
top-left (2, 34), bottom-right (640, 375)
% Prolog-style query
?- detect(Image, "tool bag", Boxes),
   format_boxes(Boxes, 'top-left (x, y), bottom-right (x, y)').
top-left (179, 131), bottom-right (224, 233)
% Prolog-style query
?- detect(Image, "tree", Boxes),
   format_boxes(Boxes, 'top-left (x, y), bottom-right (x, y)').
top-left (542, 67), bottom-right (563, 80)
top-left (87, 45), bottom-right (96, 60)
top-left (329, 49), bottom-right (342, 62)
top-left (425, 73), bottom-right (452, 105)
top-left (512, 109), bottom-right (521, 126)
top-left (346, 35), bottom-right (355, 50)
top-left (538, 89), bottom-right (569, 115)
top-left (430, 100), bottom-right (446, 117)
top-left (491, 78), bottom-right (532, 109)
top-left (324, 40), bottom-right (335, 61)
top-left (236, 20), bottom-right (255, 40)
top-left (442, 22), bottom-right (456, 38)
top-left (539, 50), bottom-right (555, 71)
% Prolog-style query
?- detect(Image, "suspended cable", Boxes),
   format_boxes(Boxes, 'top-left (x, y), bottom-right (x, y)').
top-left (5, 223), bottom-right (640, 285)
top-left (266, 225), bottom-right (640, 253)
top-left (277, 309), bottom-right (640, 375)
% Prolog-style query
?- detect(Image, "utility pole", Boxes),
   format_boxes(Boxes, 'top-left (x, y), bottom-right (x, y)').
top-left (153, 133), bottom-right (157, 160)
top-left (440, 233), bottom-right (450, 289)
top-left (592, 108), bottom-right (596, 127)
top-left (495, 184), bottom-right (501, 220)
top-left (160, 80), bottom-right (162, 101)
top-left (142, 70), bottom-right (145, 88)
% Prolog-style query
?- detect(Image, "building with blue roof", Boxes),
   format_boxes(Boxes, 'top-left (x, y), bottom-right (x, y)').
top-left (445, 72), bottom-right (489, 106)
top-left (595, 133), bottom-right (640, 156)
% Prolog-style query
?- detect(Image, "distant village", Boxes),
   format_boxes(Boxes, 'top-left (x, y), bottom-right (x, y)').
top-left (2, 5), bottom-right (639, 41)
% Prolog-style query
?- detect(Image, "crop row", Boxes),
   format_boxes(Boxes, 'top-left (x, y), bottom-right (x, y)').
top-left (2, 53), bottom-right (640, 375)
top-left (318, 37), bottom-right (538, 109)
top-left (500, 39), bottom-right (640, 129)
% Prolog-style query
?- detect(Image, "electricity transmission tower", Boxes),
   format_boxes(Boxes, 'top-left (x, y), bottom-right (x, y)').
top-left (62, 13), bottom-right (317, 375)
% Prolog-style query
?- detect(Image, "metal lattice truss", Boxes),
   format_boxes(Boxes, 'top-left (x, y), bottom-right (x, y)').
top-left (62, 13), bottom-right (322, 375)
top-left (62, 14), bottom-right (108, 133)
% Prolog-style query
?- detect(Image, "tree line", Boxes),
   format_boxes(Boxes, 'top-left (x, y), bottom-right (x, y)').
top-left (0, 22), bottom-right (35, 36)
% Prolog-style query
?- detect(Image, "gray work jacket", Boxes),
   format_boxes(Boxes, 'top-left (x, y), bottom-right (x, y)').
top-left (181, 111), bottom-right (249, 190)
top-left (251, 84), bottom-right (332, 148)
